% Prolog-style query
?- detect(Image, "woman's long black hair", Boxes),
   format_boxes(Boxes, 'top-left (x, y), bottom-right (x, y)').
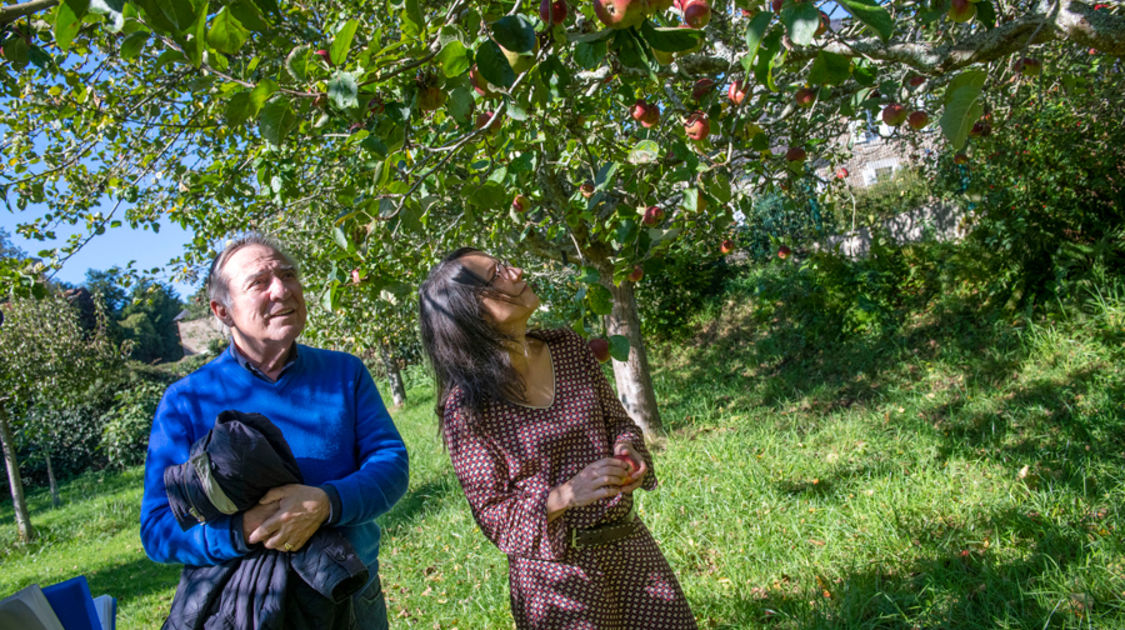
top-left (418, 248), bottom-right (527, 436)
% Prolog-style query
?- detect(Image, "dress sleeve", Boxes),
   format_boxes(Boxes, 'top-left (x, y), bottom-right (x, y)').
top-left (443, 394), bottom-right (569, 562)
top-left (573, 330), bottom-right (658, 492)
top-left (322, 357), bottom-right (410, 526)
top-left (140, 387), bottom-right (247, 566)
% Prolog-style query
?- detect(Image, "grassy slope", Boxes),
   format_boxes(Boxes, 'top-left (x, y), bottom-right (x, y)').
top-left (2, 272), bottom-right (1123, 629)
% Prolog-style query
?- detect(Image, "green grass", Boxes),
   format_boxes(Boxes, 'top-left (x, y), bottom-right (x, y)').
top-left (3, 271), bottom-right (1124, 628)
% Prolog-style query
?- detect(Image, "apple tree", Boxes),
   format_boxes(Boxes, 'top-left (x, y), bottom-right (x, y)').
top-left (1, 0), bottom-right (1123, 436)
top-left (0, 292), bottom-right (122, 541)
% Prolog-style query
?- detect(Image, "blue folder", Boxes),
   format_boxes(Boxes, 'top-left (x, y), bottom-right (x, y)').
top-left (41, 576), bottom-right (114, 630)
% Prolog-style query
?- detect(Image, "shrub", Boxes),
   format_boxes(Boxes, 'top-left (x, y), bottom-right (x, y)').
top-left (100, 379), bottom-right (167, 468)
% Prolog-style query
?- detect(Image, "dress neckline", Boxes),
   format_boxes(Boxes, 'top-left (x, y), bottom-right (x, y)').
top-left (507, 339), bottom-right (556, 410)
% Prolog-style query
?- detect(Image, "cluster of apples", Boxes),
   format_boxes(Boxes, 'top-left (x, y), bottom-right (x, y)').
top-left (593, 0), bottom-right (711, 29)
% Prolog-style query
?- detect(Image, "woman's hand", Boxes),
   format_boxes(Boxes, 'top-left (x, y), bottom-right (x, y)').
top-left (547, 457), bottom-right (631, 522)
top-left (614, 441), bottom-right (648, 494)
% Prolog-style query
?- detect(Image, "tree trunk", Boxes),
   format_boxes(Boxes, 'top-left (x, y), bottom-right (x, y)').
top-left (45, 449), bottom-right (60, 508)
top-left (0, 410), bottom-right (35, 542)
top-left (604, 280), bottom-right (663, 438)
top-left (378, 342), bottom-right (407, 408)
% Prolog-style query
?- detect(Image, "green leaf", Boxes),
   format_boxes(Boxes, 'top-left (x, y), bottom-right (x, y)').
top-left (53, 2), bottom-right (83, 52)
top-left (753, 30), bottom-right (783, 92)
top-left (330, 19), bottom-right (358, 66)
top-left (119, 31), bottom-right (149, 59)
top-left (332, 226), bottom-right (353, 252)
top-left (285, 45), bottom-right (310, 82)
top-left (229, 0), bottom-right (270, 32)
top-left (781, 2), bottom-right (820, 47)
top-left (2, 37), bottom-right (29, 70)
top-left (743, 11), bottom-right (772, 64)
top-left (224, 92), bottom-right (253, 126)
top-left (568, 29), bottom-right (613, 44)
top-left (629, 139), bottom-right (661, 165)
top-left (575, 40), bottom-right (606, 70)
top-left (328, 70), bottom-right (359, 110)
top-left (448, 86), bottom-right (474, 123)
top-left (808, 51), bottom-right (851, 86)
top-left (853, 59), bottom-right (877, 86)
top-left (403, 0), bottom-right (425, 33)
top-left (321, 281), bottom-right (339, 313)
top-left (492, 15), bottom-right (536, 53)
top-left (941, 70), bottom-right (986, 150)
top-left (206, 6), bottom-right (250, 55)
top-left (250, 77), bottom-right (278, 114)
top-left (184, 0), bottom-right (208, 68)
top-left (438, 41), bottom-right (470, 78)
top-left (258, 98), bottom-right (298, 145)
top-left (476, 40), bottom-right (515, 88)
top-left (64, 0), bottom-right (90, 16)
top-left (976, 0), bottom-right (997, 29)
top-left (467, 181), bottom-right (507, 209)
top-left (836, 0), bottom-right (894, 41)
top-left (587, 284), bottom-right (613, 316)
top-left (608, 335), bottom-right (630, 362)
top-left (640, 21), bottom-right (703, 52)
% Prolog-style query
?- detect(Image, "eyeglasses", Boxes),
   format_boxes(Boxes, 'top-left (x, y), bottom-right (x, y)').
top-left (485, 258), bottom-right (516, 287)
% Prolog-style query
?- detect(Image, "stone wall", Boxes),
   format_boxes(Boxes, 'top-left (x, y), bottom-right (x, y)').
top-left (177, 316), bottom-right (228, 356)
top-left (819, 201), bottom-right (969, 259)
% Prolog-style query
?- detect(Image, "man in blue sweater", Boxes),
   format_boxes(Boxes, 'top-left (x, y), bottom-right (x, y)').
top-left (140, 234), bottom-right (409, 629)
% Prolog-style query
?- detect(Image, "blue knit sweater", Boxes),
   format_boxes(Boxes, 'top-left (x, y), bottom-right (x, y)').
top-left (140, 344), bottom-right (409, 576)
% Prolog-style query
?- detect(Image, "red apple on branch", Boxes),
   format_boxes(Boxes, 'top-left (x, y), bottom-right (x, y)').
top-left (691, 78), bottom-right (716, 100)
top-left (594, 0), bottom-right (647, 29)
top-left (881, 103), bottom-right (908, 126)
top-left (720, 239), bottom-right (734, 254)
top-left (627, 265), bottom-right (644, 283)
top-left (948, 0), bottom-right (976, 22)
top-left (835, 167), bottom-right (849, 179)
top-left (785, 146), bottom-right (807, 163)
top-left (580, 182), bottom-right (596, 198)
top-left (777, 245), bottom-right (792, 259)
top-left (684, 111), bottom-right (710, 141)
top-left (540, 0), bottom-right (568, 25)
top-left (907, 110), bottom-right (930, 130)
top-left (682, 0), bottom-right (711, 28)
top-left (728, 80), bottom-right (748, 106)
top-left (630, 99), bottom-right (660, 128)
top-left (512, 194), bottom-right (531, 213)
top-left (1014, 57), bottom-right (1043, 76)
top-left (314, 49), bottom-right (332, 65)
top-left (642, 205), bottom-right (665, 226)
top-left (476, 111), bottom-right (501, 136)
top-left (795, 87), bottom-right (816, 108)
top-left (589, 337), bottom-right (611, 363)
top-left (470, 65), bottom-right (498, 98)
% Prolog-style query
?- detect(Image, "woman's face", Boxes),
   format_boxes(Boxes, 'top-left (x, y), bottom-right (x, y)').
top-left (459, 252), bottom-right (540, 329)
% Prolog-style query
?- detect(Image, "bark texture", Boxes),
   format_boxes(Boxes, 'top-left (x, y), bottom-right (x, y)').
top-left (0, 411), bottom-right (35, 542)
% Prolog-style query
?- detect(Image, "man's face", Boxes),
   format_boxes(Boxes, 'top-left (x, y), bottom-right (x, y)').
top-left (211, 244), bottom-right (307, 349)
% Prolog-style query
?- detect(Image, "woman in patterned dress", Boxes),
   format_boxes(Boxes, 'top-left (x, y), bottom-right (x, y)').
top-left (418, 248), bottom-right (697, 629)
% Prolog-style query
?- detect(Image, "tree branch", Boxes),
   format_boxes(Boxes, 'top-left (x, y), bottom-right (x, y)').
top-left (0, 0), bottom-right (57, 27)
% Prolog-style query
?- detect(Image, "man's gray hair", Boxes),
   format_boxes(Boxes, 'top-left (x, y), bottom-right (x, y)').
top-left (206, 233), bottom-right (298, 308)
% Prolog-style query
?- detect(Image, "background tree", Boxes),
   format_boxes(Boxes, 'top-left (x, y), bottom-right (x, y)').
top-left (1, 0), bottom-right (1122, 435)
top-left (0, 292), bottom-right (123, 542)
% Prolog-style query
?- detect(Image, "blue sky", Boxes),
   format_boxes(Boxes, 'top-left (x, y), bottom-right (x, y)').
top-left (1, 210), bottom-right (199, 299)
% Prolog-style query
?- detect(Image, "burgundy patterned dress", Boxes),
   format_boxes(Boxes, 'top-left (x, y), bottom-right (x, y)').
top-left (442, 328), bottom-right (697, 629)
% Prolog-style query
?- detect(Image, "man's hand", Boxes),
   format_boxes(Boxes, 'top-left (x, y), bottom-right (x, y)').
top-left (245, 484), bottom-right (330, 552)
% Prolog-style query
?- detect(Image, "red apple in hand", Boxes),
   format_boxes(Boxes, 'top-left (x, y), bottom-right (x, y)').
top-left (589, 337), bottom-right (611, 363)
top-left (614, 453), bottom-right (640, 480)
